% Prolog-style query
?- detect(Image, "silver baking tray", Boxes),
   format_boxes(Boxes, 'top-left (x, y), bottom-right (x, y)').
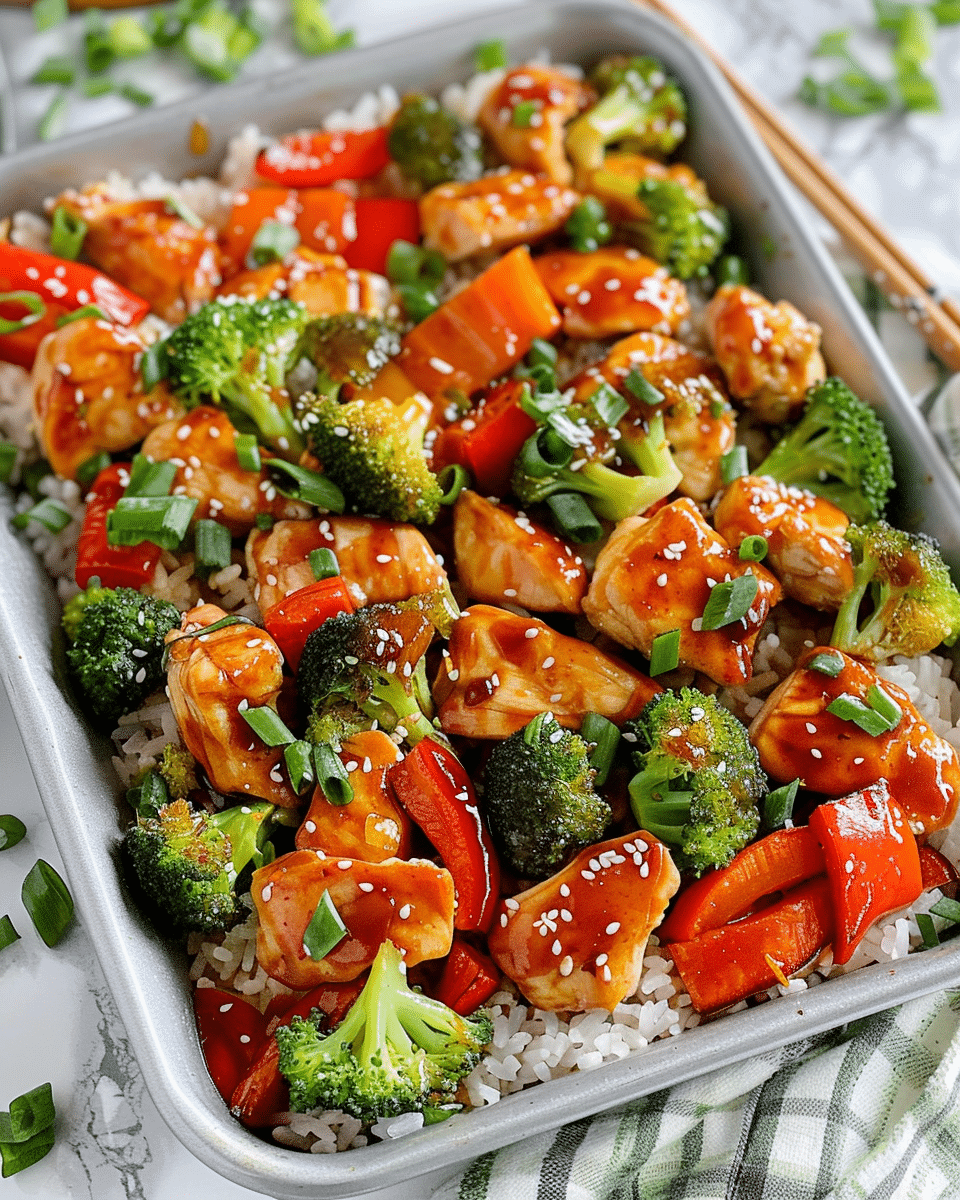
top-left (5, 2), bottom-right (960, 1195)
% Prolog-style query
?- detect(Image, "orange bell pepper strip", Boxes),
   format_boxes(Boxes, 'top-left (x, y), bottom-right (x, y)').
top-left (74, 463), bottom-right (163, 590)
top-left (387, 740), bottom-right (500, 933)
top-left (194, 988), bottom-right (271, 1104)
top-left (658, 826), bottom-right (826, 943)
top-left (667, 877), bottom-right (834, 1014)
top-left (218, 186), bottom-right (356, 276)
top-left (808, 779), bottom-right (923, 966)
top-left (261, 576), bottom-right (355, 672)
top-left (431, 379), bottom-right (539, 497)
top-left (919, 844), bottom-right (958, 892)
top-left (398, 246), bottom-right (561, 398)
top-left (255, 127), bottom-right (391, 188)
top-left (343, 198), bottom-right (420, 276)
top-left (433, 937), bottom-right (501, 1015)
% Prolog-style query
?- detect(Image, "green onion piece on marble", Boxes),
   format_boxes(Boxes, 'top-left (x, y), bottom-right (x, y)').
top-left (21, 861), bottom-right (73, 948)
top-left (474, 38), bottom-right (507, 71)
top-left (0, 816), bottom-right (27, 852)
top-left (0, 916), bottom-right (19, 954)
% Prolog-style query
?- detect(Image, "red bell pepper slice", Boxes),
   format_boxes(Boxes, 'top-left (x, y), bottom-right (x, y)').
top-left (255, 127), bottom-right (391, 188)
top-left (658, 826), bottom-right (826, 943)
top-left (387, 740), bottom-right (500, 933)
top-left (919, 844), bottom-right (958, 892)
top-left (230, 979), bottom-right (363, 1127)
top-left (808, 780), bottom-right (923, 966)
top-left (433, 937), bottom-right (500, 1015)
top-left (194, 987), bottom-right (270, 1104)
top-left (261, 576), bottom-right (355, 672)
top-left (75, 463), bottom-right (162, 590)
top-left (342, 198), bottom-right (420, 276)
top-left (430, 379), bottom-right (538, 497)
top-left (667, 877), bottom-right (834, 1014)
top-left (219, 186), bottom-right (356, 276)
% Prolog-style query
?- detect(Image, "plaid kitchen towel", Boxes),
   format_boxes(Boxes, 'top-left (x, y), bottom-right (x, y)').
top-left (432, 989), bottom-right (960, 1200)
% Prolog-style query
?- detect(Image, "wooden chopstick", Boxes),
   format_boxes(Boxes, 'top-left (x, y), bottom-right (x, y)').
top-left (638, 0), bottom-right (960, 374)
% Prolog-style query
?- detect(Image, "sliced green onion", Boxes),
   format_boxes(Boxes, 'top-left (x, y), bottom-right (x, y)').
top-left (710, 396), bottom-right (725, 419)
top-left (714, 254), bottom-right (749, 287)
top-left (623, 368), bottom-right (663, 408)
top-left (82, 78), bottom-right (115, 99)
top-left (866, 684), bottom-right (902, 729)
top-left (564, 196), bottom-right (612, 254)
top-left (240, 704), bottom-right (296, 748)
top-left (255, 512), bottom-right (275, 531)
top-left (545, 492), bottom-right (602, 543)
top-left (916, 911), bottom-right (940, 950)
top-left (826, 692), bottom-right (893, 736)
top-left (396, 282), bottom-right (440, 323)
top-left (518, 381), bottom-right (566, 422)
top-left (125, 454), bottom-right (177, 498)
top-left (0, 1125), bottom-right (56, 1177)
top-left (699, 573), bottom-right (759, 631)
top-left (161, 613), bottom-right (255, 668)
top-left (21, 860), bottom-right (73, 948)
top-left (127, 769), bottom-right (169, 818)
top-left (527, 338), bottom-right (558, 370)
top-left (165, 194), bottom-right (205, 229)
top-left (649, 628), bottom-right (681, 676)
top-left (84, 9), bottom-right (115, 74)
top-left (106, 495), bottom-right (199, 550)
top-left (0, 292), bottom-right (45, 335)
top-left (511, 99), bottom-right (539, 128)
top-left (720, 444), bottom-right (749, 484)
top-left (107, 14), bottom-right (154, 58)
top-left (140, 339), bottom-right (169, 391)
top-left (581, 712), bottom-right (620, 786)
top-left (437, 463), bottom-right (470, 506)
top-left (0, 816), bottom-right (27, 852)
top-left (931, 0), bottom-right (960, 20)
top-left (0, 916), bottom-right (19, 953)
top-left (931, 896), bottom-right (960, 924)
top-left (313, 743), bottom-right (354, 805)
top-left (0, 1082), bottom-right (55, 1145)
top-left (284, 740), bottom-right (316, 793)
top-left (590, 380), bottom-right (629, 428)
top-left (11, 498), bottom-right (72, 533)
top-left (76, 452), bottom-right (111, 488)
top-left (738, 535), bottom-right (768, 562)
top-left (32, 0), bottom-right (67, 31)
top-left (518, 429), bottom-right (572, 477)
top-left (309, 546), bottom-right (340, 580)
top-left (38, 91), bottom-right (68, 142)
top-left (291, 0), bottom-right (354, 55)
top-left (763, 779), bottom-right (799, 831)
top-left (0, 443), bottom-right (17, 486)
top-left (302, 889), bottom-right (348, 959)
top-left (21, 459), bottom-right (52, 501)
top-left (474, 38), bottom-right (507, 71)
top-left (266, 460), bottom-right (345, 512)
top-left (234, 432), bottom-right (262, 473)
top-left (31, 55), bottom-right (76, 86)
top-left (195, 519), bottom-right (232, 577)
top-left (809, 650), bottom-right (845, 677)
top-left (56, 305), bottom-right (108, 328)
top-left (118, 83), bottom-right (155, 107)
top-left (385, 239), bottom-right (445, 286)
top-left (248, 220), bottom-right (300, 268)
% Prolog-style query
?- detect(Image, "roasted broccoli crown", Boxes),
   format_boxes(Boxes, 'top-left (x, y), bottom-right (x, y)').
top-left (754, 377), bottom-right (894, 524)
top-left (566, 54), bottom-right (687, 171)
top-left (124, 798), bottom-right (276, 934)
top-left (387, 93), bottom-right (484, 190)
top-left (61, 581), bottom-right (113, 641)
top-left (295, 313), bottom-right (402, 403)
top-left (830, 520), bottom-right (960, 661)
top-left (625, 688), bottom-right (765, 876)
top-left (276, 939), bottom-right (492, 1121)
top-left (64, 585), bottom-right (180, 729)
top-left (624, 176), bottom-right (729, 279)
top-left (297, 601), bottom-right (437, 746)
top-left (163, 295), bottom-right (307, 456)
top-left (297, 392), bottom-right (442, 525)
top-left (482, 712), bottom-right (612, 880)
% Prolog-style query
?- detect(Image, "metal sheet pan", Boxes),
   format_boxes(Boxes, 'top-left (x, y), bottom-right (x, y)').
top-left (4, 2), bottom-right (960, 1195)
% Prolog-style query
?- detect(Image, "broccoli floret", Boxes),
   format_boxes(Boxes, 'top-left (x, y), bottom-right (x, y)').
top-left (295, 314), bottom-right (402, 404)
top-left (297, 601), bottom-right (438, 746)
top-left (623, 176), bottom-right (729, 280)
top-left (276, 938), bottom-right (492, 1121)
top-left (297, 393), bottom-right (442, 525)
top-left (566, 54), bottom-right (687, 172)
top-left (754, 377), bottom-right (894, 523)
top-left (387, 93), bottom-right (484, 191)
top-left (615, 405), bottom-right (683, 505)
top-left (157, 743), bottom-right (199, 800)
top-left (61, 581), bottom-right (113, 641)
top-left (163, 295), bottom-right (307, 456)
top-left (124, 798), bottom-right (276, 934)
top-left (482, 712), bottom-right (612, 880)
top-left (830, 521), bottom-right (960, 661)
top-left (625, 688), bottom-right (765, 876)
top-left (64, 586), bottom-right (180, 729)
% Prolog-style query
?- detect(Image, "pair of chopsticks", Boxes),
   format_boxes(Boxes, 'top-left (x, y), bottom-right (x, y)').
top-left (639, 0), bottom-right (960, 375)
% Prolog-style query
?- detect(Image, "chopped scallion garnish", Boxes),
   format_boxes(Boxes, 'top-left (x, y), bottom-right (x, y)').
top-left (302, 889), bottom-right (348, 959)
top-left (76, 452), bottom-right (111, 488)
top-left (234, 432), bottom-right (262, 473)
top-left (518, 428), bottom-right (574, 477)
top-left (32, 0), bottom-right (67, 32)
top-left (589, 380), bottom-right (629, 428)
top-left (511, 99), bottom-right (539, 127)
top-left (118, 82), bottom-right (155, 107)
top-left (56, 304), bottom-right (108, 328)
top-left (240, 704), bottom-right (297, 748)
top-left (165, 194), bottom-right (205, 230)
top-left (580, 712), bottom-right (620, 786)
top-left (0, 443), bottom-right (17, 486)
top-left (31, 56), bottom-right (76, 86)
top-left (809, 650), bottom-right (845, 677)
top-left (545, 491), bottom-right (602, 544)
top-left (649, 628), bottom-right (681, 676)
top-left (284, 740), bottom-right (316, 793)
top-left (762, 779), bottom-right (799, 831)
top-left (866, 683), bottom-right (903, 729)
top-left (313, 743), bottom-right (353, 805)
top-left (309, 546), bottom-right (340, 580)
top-left (125, 454), bottom-right (177, 498)
top-left (247, 219), bottom-right (300, 268)
top-left (916, 911), bottom-right (940, 950)
top-left (738, 534), bottom-right (768, 562)
top-left (21, 860), bottom-right (73, 948)
top-left (396, 281), bottom-right (439, 323)
top-left (699, 572), bottom-right (759, 631)
top-left (140, 339), bottom-right (169, 391)
top-left (127, 769), bottom-right (169, 819)
top-left (931, 896), bottom-right (960, 924)
top-left (473, 38), bottom-right (507, 71)
top-left (564, 196), bottom-right (612, 253)
top-left (826, 692), bottom-right (895, 736)
top-left (437, 463), bottom-right (470, 506)
top-left (714, 254), bottom-right (749, 287)
top-left (623, 368), bottom-right (663, 408)
top-left (266, 459), bottom-right (345, 512)
top-left (720, 444), bottom-right (749, 484)
top-left (38, 91), bottom-right (68, 141)
top-left (255, 512), bottom-right (274, 531)
top-left (386, 239), bottom-right (445, 286)
top-left (0, 292), bottom-right (45, 335)
top-left (0, 1125), bottom-right (56, 1178)
top-left (106, 494), bottom-right (199, 550)
top-left (194, 519), bottom-right (232, 577)
top-left (0, 816), bottom-right (27, 852)
top-left (0, 1082), bottom-right (56, 1176)
top-left (11, 498), bottom-right (72, 534)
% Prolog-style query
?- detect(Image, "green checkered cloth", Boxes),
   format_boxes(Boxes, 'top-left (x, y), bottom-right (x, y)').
top-left (433, 991), bottom-right (960, 1199)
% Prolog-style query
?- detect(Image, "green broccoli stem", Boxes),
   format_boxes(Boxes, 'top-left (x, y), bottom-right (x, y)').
top-left (363, 674), bottom-right (434, 746)
top-left (830, 550), bottom-right (895, 654)
top-left (628, 764), bottom-right (694, 846)
top-left (565, 85), bottom-right (645, 171)
top-left (225, 379), bottom-right (305, 458)
top-left (618, 410), bottom-right (683, 502)
top-left (213, 801), bottom-right (276, 879)
top-left (572, 459), bottom-right (670, 522)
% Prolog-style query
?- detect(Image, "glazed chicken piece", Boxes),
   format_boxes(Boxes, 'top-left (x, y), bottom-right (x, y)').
top-left (435, 604), bottom-right (661, 739)
top-left (246, 516), bottom-right (448, 611)
top-left (294, 730), bottom-right (411, 863)
top-left (420, 168), bottom-right (580, 262)
top-left (477, 65), bottom-right (595, 185)
top-left (569, 330), bottom-right (735, 501)
top-left (252, 849), bottom-right (455, 988)
top-left (533, 246), bottom-right (689, 339)
top-left (704, 284), bottom-right (826, 424)
top-left (452, 490), bottom-right (588, 614)
top-left (165, 603), bottom-right (297, 807)
top-left (582, 498), bottom-right (782, 687)
top-left (140, 407), bottom-right (311, 535)
top-left (32, 318), bottom-right (183, 481)
top-left (217, 248), bottom-right (391, 317)
top-left (749, 646), bottom-right (960, 835)
top-left (487, 833), bottom-right (680, 1012)
top-left (713, 475), bottom-right (854, 611)
top-left (55, 186), bottom-right (221, 323)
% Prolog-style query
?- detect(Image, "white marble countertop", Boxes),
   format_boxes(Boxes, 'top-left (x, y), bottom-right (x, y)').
top-left (2, 0), bottom-right (960, 1196)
